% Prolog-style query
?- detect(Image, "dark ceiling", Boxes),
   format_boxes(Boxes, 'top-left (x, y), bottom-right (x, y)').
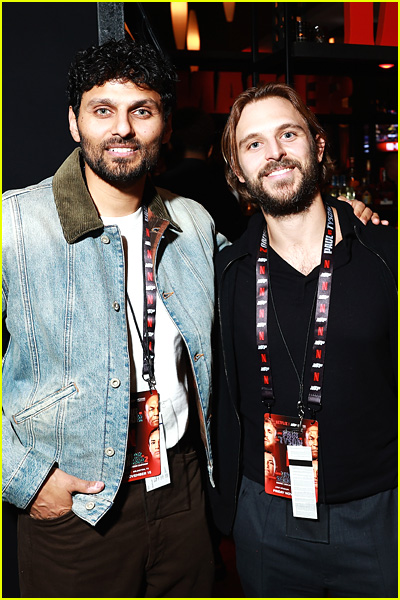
top-left (125, 2), bottom-right (383, 57)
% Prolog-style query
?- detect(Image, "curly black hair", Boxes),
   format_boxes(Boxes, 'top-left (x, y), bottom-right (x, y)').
top-left (67, 38), bottom-right (177, 121)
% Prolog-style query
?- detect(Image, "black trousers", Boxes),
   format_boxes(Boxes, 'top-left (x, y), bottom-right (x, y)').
top-left (18, 448), bottom-right (214, 598)
top-left (233, 476), bottom-right (398, 598)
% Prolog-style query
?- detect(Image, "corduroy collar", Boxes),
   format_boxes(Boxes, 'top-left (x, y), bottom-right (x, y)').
top-left (52, 148), bottom-right (178, 244)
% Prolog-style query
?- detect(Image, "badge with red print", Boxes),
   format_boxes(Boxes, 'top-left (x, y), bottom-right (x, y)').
top-left (264, 413), bottom-right (318, 504)
top-left (123, 390), bottom-right (161, 482)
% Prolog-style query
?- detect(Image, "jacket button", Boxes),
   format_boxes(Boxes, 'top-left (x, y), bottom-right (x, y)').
top-left (101, 235), bottom-right (110, 244)
top-left (105, 447), bottom-right (115, 457)
top-left (110, 378), bottom-right (121, 388)
top-left (112, 301), bottom-right (120, 312)
top-left (86, 501), bottom-right (95, 510)
top-left (193, 353), bottom-right (204, 362)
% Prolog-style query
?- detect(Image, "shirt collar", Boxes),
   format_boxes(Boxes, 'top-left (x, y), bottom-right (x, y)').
top-left (246, 200), bottom-right (353, 270)
top-left (52, 148), bottom-right (178, 244)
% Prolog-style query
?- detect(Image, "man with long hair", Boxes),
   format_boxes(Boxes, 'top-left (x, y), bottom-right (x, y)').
top-left (211, 82), bottom-right (397, 597)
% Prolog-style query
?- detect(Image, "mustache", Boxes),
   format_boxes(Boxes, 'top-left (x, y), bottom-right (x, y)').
top-left (258, 158), bottom-right (303, 179)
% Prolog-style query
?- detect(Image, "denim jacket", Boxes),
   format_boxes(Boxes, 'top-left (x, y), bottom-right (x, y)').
top-left (2, 149), bottom-right (228, 525)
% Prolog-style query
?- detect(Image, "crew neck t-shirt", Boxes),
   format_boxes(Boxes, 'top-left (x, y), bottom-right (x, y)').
top-left (102, 209), bottom-right (189, 449)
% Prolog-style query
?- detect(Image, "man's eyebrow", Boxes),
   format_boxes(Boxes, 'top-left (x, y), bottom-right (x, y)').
top-left (238, 133), bottom-right (262, 149)
top-left (277, 122), bottom-right (306, 134)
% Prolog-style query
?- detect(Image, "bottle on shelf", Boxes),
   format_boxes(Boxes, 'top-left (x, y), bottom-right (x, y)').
top-left (336, 174), bottom-right (347, 198)
top-left (295, 16), bottom-right (308, 42)
top-left (376, 168), bottom-right (395, 206)
top-left (345, 156), bottom-right (359, 200)
top-left (328, 174), bottom-right (339, 198)
top-left (357, 177), bottom-right (373, 205)
top-left (365, 159), bottom-right (377, 202)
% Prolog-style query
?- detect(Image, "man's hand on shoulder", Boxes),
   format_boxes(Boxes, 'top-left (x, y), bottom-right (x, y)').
top-left (29, 466), bottom-right (104, 520)
top-left (338, 196), bottom-right (389, 226)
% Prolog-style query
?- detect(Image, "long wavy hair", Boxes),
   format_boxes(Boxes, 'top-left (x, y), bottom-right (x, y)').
top-left (221, 82), bottom-right (335, 201)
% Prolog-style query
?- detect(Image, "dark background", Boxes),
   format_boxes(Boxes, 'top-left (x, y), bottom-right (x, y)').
top-left (2, 5), bottom-right (98, 595)
top-left (2, 3), bottom-right (98, 192)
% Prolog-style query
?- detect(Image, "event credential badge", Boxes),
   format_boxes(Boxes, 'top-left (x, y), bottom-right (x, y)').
top-left (123, 390), bottom-right (161, 482)
top-left (264, 414), bottom-right (318, 512)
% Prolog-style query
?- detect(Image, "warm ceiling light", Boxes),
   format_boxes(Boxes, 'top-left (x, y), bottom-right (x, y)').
top-left (223, 2), bottom-right (235, 23)
top-left (187, 9), bottom-right (200, 51)
top-left (379, 63), bottom-right (395, 69)
top-left (170, 2), bottom-right (188, 50)
top-left (328, 37), bottom-right (335, 44)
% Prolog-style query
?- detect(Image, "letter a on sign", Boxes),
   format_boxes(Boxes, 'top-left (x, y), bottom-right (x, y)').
top-left (376, 2), bottom-right (398, 46)
top-left (344, 2), bottom-right (398, 46)
top-left (344, 3), bottom-right (374, 45)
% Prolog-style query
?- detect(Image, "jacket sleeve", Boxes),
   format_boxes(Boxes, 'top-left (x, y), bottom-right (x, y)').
top-left (215, 230), bottom-right (231, 253)
top-left (2, 212), bottom-right (55, 510)
top-left (2, 405), bottom-right (56, 509)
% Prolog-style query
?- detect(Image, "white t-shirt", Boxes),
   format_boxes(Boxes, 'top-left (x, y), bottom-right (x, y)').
top-left (102, 209), bottom-right (189, 448)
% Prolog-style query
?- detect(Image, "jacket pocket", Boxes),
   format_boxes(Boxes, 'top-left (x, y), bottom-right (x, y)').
top-left (13, 383), bottom-right (78, 424)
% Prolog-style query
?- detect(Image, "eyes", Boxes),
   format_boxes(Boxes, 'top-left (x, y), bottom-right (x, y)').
top-left (94, 107), bottom-right (152, 118)
top-left (95, 107), bottom-right (111, 116)
top-left (133, 108), bottom-right (152, 118)
top-left (247, 131), bottom-right (296, 151)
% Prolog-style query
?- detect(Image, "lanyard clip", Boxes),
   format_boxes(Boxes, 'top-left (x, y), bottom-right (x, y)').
top-left (262, 390), bottom-right (275, 417)
top-left (143, 357), bottom-right (156, 390)
top-left (143, 372), bottom-right (156, 391)
top-left (297, 400), bottom-right (305, 431)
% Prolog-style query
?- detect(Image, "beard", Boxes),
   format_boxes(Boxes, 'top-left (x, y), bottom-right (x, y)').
top-left (243, 150), bottom-right (320, 217)
top-left (79, 133), bottom-right (161, 184)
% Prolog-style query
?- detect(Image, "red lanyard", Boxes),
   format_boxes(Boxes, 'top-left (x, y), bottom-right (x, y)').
top-left (256, 205), bottom-right (335, 420)
top-left (126, 205), bottom-right (157, 390)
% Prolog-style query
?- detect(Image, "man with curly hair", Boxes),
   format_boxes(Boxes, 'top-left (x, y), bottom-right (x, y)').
top-left (2, 39), bottom-right (223, 597)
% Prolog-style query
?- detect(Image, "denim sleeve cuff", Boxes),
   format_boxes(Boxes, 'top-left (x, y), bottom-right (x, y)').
top-left (2, 447), bottom-right (56, 510)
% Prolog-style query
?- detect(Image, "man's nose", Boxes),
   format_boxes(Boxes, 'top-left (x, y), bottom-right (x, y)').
top-left (265, 138), bottom-right (286, 162)
top-left (111, 112), bottom-right (134, 138)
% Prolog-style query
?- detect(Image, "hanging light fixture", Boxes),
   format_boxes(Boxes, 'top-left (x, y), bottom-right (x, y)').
top-left (187, 9), bottom-right (200, 51)
top-left (170, 2), bottom-right (188, 50)
top-left (223, 2), bottom-right (235, 23)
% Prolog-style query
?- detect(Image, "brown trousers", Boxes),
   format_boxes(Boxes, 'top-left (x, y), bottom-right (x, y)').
top-left (18, 449), bottom-right (214, 598)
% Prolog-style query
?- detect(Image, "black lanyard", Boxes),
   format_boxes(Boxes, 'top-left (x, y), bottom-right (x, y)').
top-left (126, 205), bottom-right (157, 390)
top-left (256, 204), bottom-right (335, 420)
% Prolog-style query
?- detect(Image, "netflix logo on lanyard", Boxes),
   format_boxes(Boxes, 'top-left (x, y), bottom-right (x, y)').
top-left (308, 206), bottom-right (335, 412)
top-left (257, 205), bottom-right (336, 518)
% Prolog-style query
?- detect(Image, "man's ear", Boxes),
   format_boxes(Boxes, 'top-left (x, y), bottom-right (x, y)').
top-left (235, 168), bottom-right (245, 184)
top-left (162, 114), bottom-right (172, 145)
top-left (315, 134), bottom-right (326, 163)
top-left (68, 106), bottom-right (81, 143)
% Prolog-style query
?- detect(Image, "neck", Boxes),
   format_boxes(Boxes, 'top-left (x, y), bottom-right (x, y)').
top-left (262, 194), bottom-right (342, 275)
top-left (84, 163), bottom-right (145, 217)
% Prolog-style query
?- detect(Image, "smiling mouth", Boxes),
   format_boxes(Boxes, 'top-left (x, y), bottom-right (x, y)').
top-left (266, 166), bottom-right (294, 178)
top-left (107, 146), bottom-right (138, 156)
